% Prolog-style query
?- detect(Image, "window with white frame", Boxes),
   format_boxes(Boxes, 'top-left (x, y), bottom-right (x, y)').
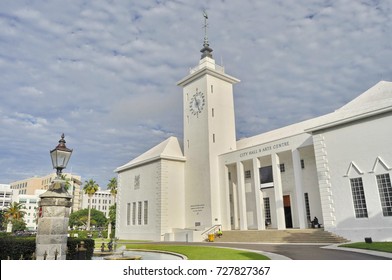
top-left (304, 192), bottom-right (311, 223)
top-left (263, 197), bottom-right (271, 225)
top-left (279, 163), bottom-right (285, 172)
top-left (138, 201), bottom-right (142, 225)
top-left (132, 202), bottom-right (136, 225)
top-left (245, 170), bottom-right (251, 179)
top-left (144, 200), bottom-right (148, 225)
top-left (350, 177), bottom-right (368, 218)
top-left (376, 173), bottom-right (392, 216)
top-left (126, 203), bottom-right (131, 226)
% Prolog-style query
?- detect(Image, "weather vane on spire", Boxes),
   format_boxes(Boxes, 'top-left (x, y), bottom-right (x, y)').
top-left (203, 10), bottom-right (208, 44)
top-left (200, 9), bottom-right (213, 59)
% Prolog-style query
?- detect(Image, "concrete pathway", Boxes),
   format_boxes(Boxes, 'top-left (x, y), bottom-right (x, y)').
top-left (156, 241), bottom-right (392, 260)
top-left (202, 242), bottom-right (392, 260)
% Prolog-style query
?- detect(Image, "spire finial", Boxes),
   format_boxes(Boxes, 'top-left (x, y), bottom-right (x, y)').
top-left (200, 10), bottom-right (213, 59)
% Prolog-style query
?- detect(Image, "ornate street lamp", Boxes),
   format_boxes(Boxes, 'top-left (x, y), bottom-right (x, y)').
top-left (50, 133), bottom-right (73, 177)
top-left (36, 133), bottom-right (73, 260)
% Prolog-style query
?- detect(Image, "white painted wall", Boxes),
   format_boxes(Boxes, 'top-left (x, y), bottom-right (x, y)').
top-left (116, 158), bottom-right (185, 241)
top-left (314, 113), bottom-right (392, 241)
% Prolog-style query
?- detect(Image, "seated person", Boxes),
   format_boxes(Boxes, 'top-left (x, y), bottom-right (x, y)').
top-left (217, 228), bottom-right (223, 238)
top-left (311, 217), bottom-right (319, 228)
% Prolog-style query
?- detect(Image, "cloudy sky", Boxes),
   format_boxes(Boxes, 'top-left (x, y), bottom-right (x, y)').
top-left (1, 0), bottom-right (391, 188)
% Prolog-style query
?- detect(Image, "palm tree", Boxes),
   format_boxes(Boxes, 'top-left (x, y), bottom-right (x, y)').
top-left (107, 177), bottom-right (117, 200)
top-left (83, 179), bottom-right (99, 231)
top-left (60, 174), bottom-right (71, 191)
top-left (106, 177), bottom-right (117, 238)
top-left (3, 202), bottom-right (26, 231)
top-left (4, 202), bottom-right (26, 221)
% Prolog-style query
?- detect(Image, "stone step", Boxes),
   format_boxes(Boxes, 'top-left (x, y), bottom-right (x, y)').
top-left (213, 229), bottom-right (349, 243)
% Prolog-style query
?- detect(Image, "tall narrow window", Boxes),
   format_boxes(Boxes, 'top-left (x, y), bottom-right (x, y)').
top-left (350, 177), bottom-right (368, 218)
top-left (138, 201), bottom-right (142, 225)
top-left (211, 85), bottom-right (213, 93)
top-left (132, 202), bottom-right (136, 225)
top-left (264, 197), bottom-right (271, 225)
top-left (212, 108), bottom-right (214, 117)
top-left (126, 203), bottom-right (131, 225)
top-left (376, 173), bottom-right (392, 216)
top-left (144, 201), bottom-right (148, 225)
top-left (212, 134), bottom-right (215, 143)
top-left (279, 163), bottom-right (285, 172)
top-left (301, 159), bottom-right (305, 169)
top-left (304, 193), bottom-right (311, 223)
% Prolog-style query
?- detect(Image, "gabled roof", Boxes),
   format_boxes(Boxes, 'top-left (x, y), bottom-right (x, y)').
top-left (115, 136), bottom-right (185, 172)
top-left (306, 81), bottom-right (392, 132)
top-left (236, 81), bottom-right (392, 149)
top-left (338, 81), bottom-right (392, 112)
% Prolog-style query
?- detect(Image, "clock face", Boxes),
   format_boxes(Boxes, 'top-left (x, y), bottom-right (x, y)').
top-left (189, 90), bottom-right (205, 116)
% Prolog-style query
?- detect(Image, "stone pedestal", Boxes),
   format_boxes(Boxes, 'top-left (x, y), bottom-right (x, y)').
top-left (36, 179), bottom-right (72, 260)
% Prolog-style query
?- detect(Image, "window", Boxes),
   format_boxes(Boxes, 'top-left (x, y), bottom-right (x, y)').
top-left (260, 166), bottom-right (273, 184)
top-left (144, 201), bottom-right (148, 225)
top-left (126, 203), bottom-right (131, 225)
top-left (376, 173), bottom-right (392, 216)
top-left (211, 85), bottom-right (213, 93)
top-left (304, 193), bottom-right (311, 223)
top-left (138, 201), bottom-right (142, 225)
top-left (132, 202), bottom-right (136, 225)
top-left (228, 172), bottom-right (231, 181)
top-left (301, 159), bottom-right (305, 169)
top-left (212, 134), bottom-right (215, 143)
top-left (245, 170), bottom-right (251, 179)
top-left (279, 163), bottom-right (285, 172)
top-left (264, 197), bottom-right (271, 225)
top-left (350, 178), bottom-right (368, 218)
top-left (212, 108), bottom-right (214, 117)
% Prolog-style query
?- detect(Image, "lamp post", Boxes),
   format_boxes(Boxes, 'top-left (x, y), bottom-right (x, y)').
top-left (36, 134), bottom-right (73, 260)
top-left (50, 133), bottom-right (73, 177)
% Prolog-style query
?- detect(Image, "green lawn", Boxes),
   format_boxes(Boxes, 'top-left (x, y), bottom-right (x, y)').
top-left (123, 243), bottom-right (270, 260)
top-left (340, 242), bottom-right (392, 253)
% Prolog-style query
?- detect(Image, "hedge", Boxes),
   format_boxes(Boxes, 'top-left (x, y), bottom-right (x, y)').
top-left (0, 236), bottom-right (95, 260)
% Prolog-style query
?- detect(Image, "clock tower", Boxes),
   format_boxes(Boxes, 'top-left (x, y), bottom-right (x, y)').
top-left (177, 13), bottom-right (240, 229)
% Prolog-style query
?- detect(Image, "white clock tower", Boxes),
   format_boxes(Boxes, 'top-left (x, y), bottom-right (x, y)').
top-left (177, 13), bottom-right (240, 230)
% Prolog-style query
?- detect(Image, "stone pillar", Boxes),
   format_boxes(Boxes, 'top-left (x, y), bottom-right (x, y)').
top-left (36, 179), bottom-right (72, 260)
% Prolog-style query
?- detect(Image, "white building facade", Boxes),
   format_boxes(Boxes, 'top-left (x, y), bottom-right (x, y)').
top-left (81, 188), bottom-right (115, 218)
top-left (115, 39), bottom-right (392, 242)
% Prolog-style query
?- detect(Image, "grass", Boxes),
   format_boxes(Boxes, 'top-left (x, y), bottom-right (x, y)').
top-left (123, 243), bottom-right (270, 260)
top-left (340, 242), bottom-right (392, 253)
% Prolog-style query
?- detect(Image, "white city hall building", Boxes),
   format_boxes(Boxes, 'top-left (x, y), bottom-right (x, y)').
top-left (115, 38), bottom-right (392, 242)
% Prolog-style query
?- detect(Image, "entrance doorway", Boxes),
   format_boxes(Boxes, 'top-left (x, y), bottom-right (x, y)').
top-left (283, 195), bottom-right (293, 228)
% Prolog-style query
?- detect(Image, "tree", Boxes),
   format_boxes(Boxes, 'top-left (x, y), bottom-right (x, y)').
top-left (107, 177), bottom-right (117, 235)
top-left (3, 202), bottom-right (27, 232)
top-left (69, 208), bottom-right (107, 229)
top-left (60, 174), bottom-right (72, 191)
top-left (83, 179), bottom-right (99, 231)
top-left (107, 177), bottom-right (117, 200)
top-left (4, 202), bottom-right (26, 221)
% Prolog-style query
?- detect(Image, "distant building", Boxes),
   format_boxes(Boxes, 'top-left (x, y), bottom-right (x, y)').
top-left (9, 173), bottom-right (82, 213)
top-left (16, 189), bottom-right (45, 230)
top-left (0, 184), bottom-right (17, 211)
top-left (81, 188), bottom-right (115, 218)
